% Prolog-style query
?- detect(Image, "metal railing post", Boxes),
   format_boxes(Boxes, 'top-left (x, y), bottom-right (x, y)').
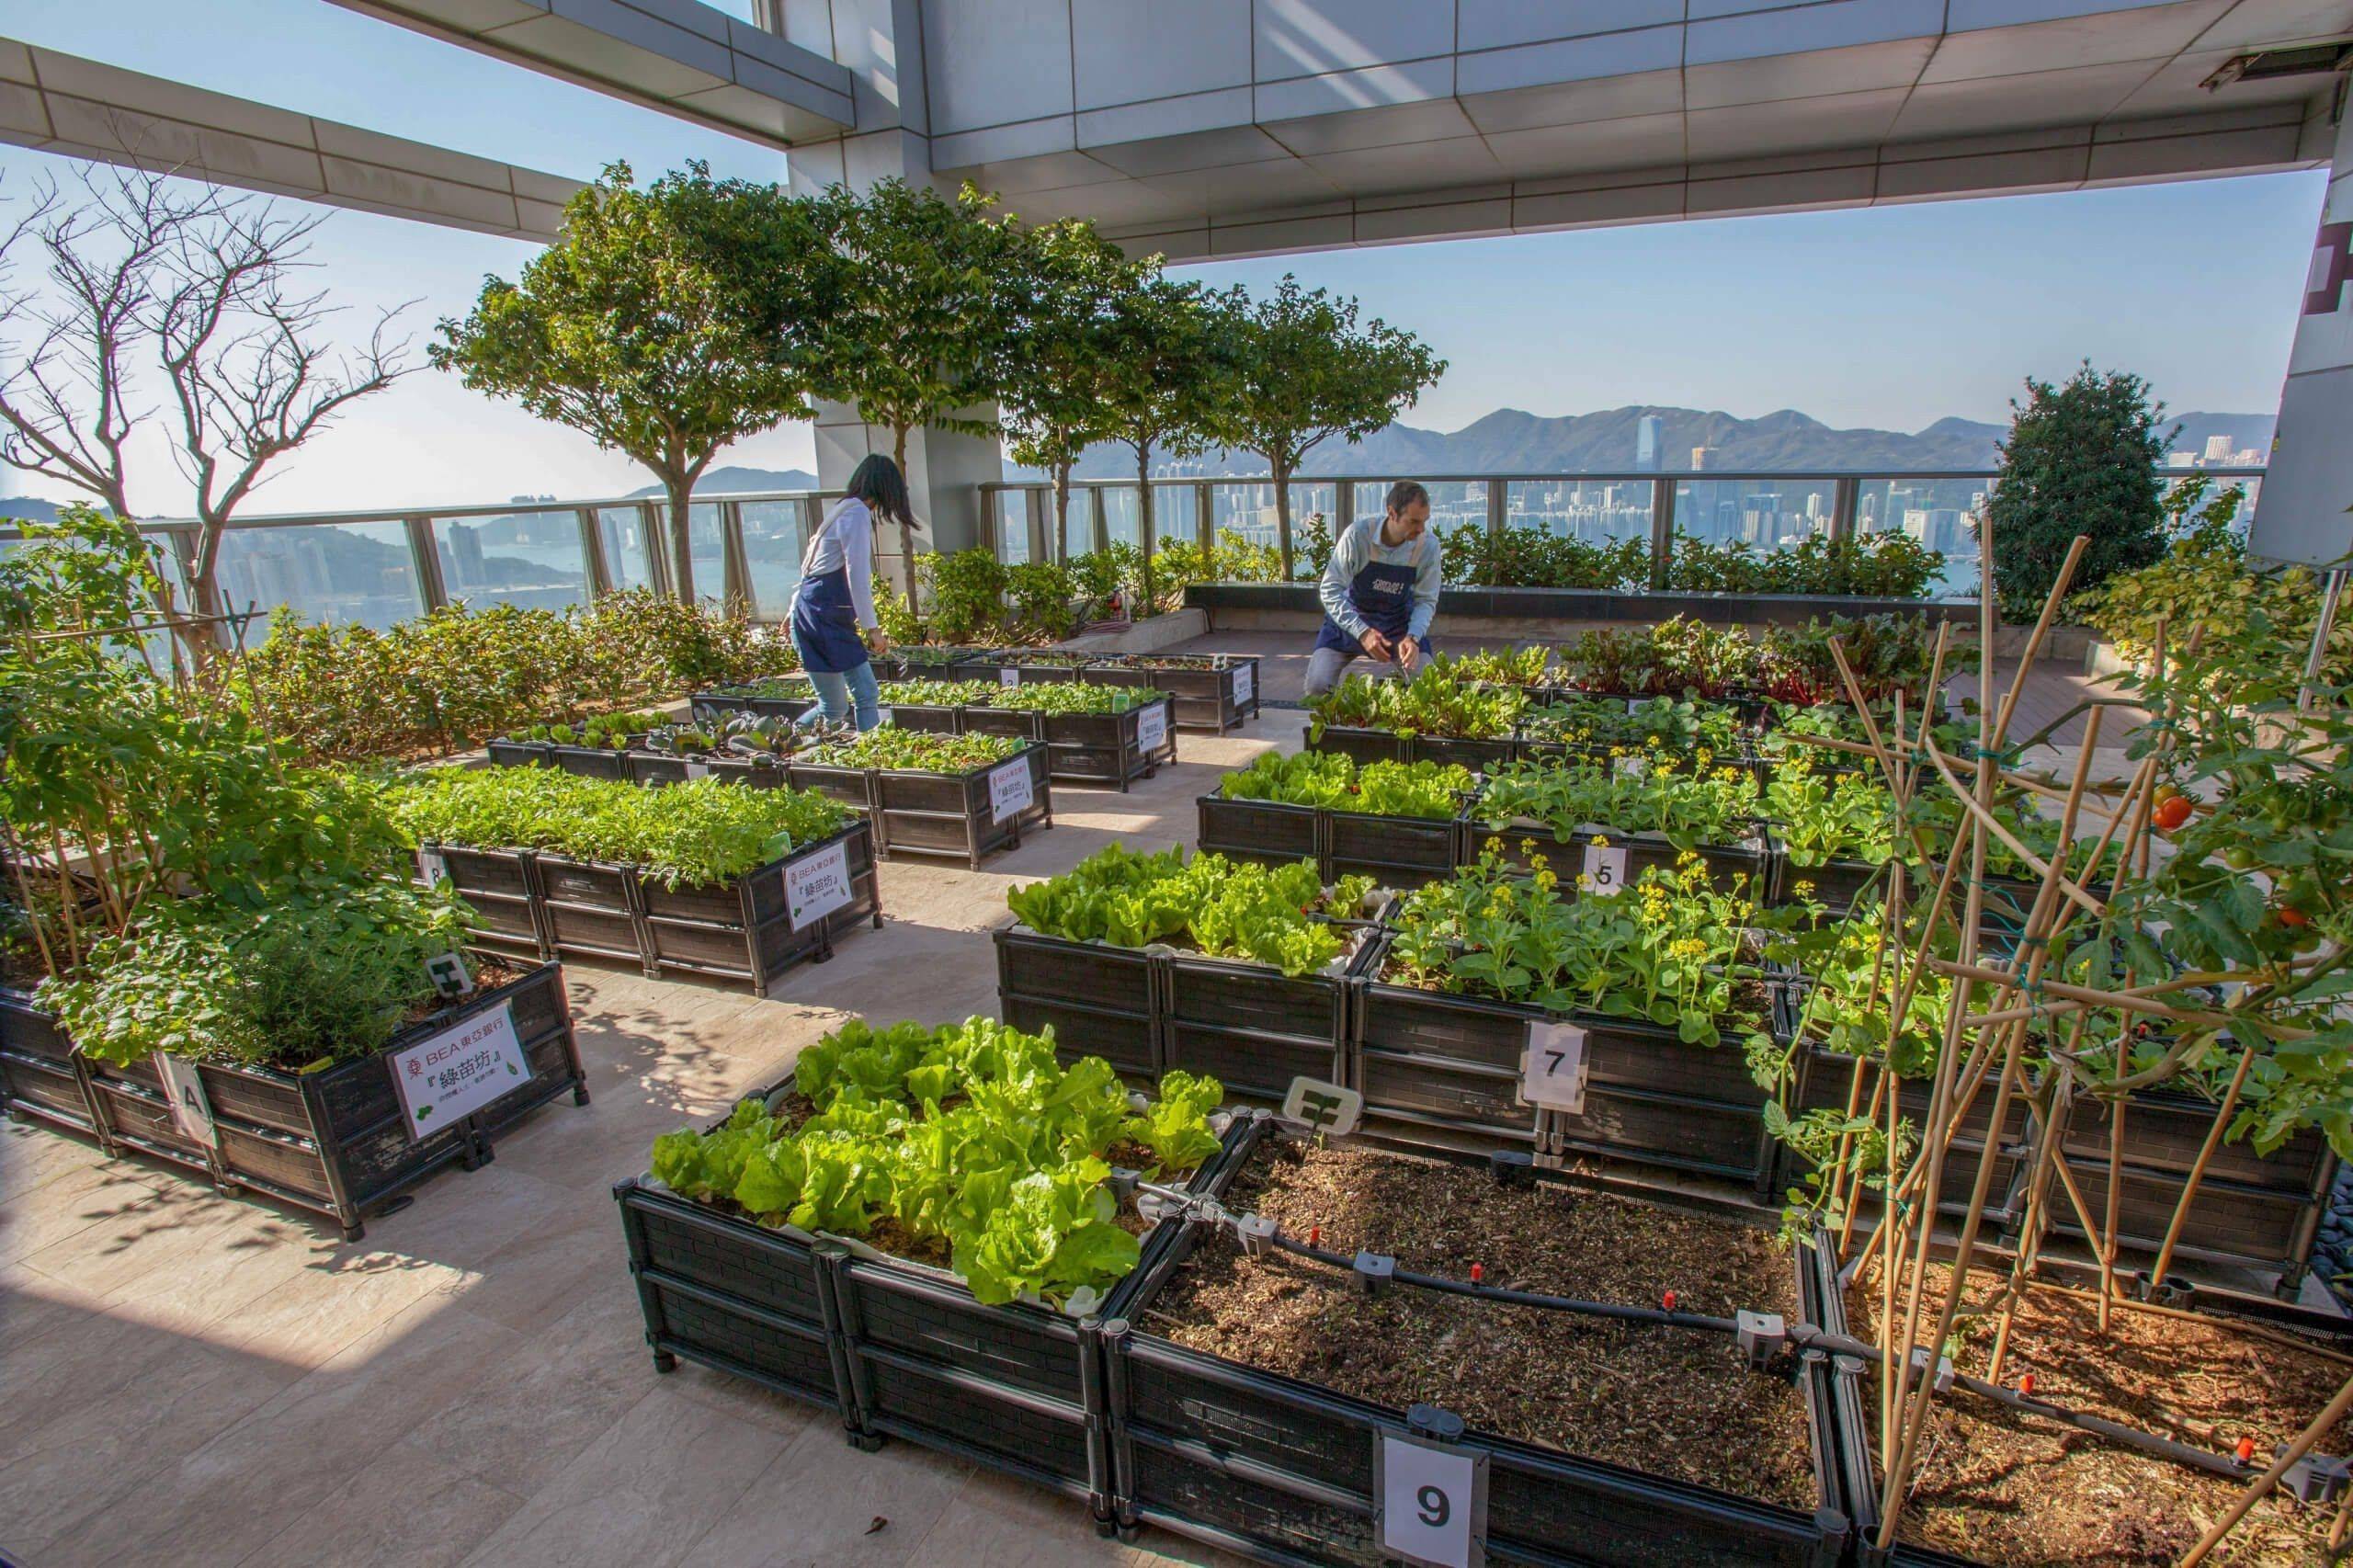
top-left (1090, 486), bottom-right (1109, 557)
top-left (1026, 488), bottom-right (1049, 564)
top-left (1649, 479), bottom-right (1676, 591)
top-left (1334, 480), bottom-right (1355, 537)
top-left (404, 515), bottom-right (448, 612)
top-left (1485, 481), bottom-right (1507, 546)
top-left (1195, 481), bottom-right (1212, 552)
top-left (1830, 478), bottom-right (1859, 544)
top-left (576, 506), bottom-right (612, 597)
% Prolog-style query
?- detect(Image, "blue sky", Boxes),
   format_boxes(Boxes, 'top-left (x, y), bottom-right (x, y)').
top-left (0, 0), bottom-right (2330, 516)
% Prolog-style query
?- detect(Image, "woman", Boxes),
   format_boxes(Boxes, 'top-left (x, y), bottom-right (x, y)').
top-left (790, 454), bottom-right (908, 731)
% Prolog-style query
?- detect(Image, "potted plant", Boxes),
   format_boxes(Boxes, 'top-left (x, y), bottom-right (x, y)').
top-left (1085, 652), bottom-right (1263, 733)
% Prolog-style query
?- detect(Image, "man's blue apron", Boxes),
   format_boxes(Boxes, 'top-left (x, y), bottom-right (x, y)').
top-left (1314, 525), bottom-right (1432, 656)
top-left (790, 507), bottom-right (871, 675)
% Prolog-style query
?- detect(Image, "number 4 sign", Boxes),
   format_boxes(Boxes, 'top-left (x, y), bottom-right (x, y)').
top-left (1378, 1426), bottom-right (1487, 1568)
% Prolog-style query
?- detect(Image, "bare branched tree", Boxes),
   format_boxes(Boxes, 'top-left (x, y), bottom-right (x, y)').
top-left (0, 165), bottom-right (212, 517)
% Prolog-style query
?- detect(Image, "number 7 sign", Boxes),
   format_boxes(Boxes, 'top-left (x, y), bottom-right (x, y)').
top-left (1378, 1429), bottom-right (1487, 1568)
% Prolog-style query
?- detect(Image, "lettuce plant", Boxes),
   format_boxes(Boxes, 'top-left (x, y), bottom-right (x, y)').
top-left (1007, 845), bottom-right (1375, 976)
top-left (1217, 751), bottom-right (1470, 820)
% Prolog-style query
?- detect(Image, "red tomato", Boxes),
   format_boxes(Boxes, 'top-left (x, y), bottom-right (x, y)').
top-left (2280, 907), bottom-right (2312, 929)
top-left (2154, 795), bottom-right (2193, 833)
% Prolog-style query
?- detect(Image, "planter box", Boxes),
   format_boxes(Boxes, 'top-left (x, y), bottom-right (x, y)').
top-left (613, 1096), bottom-right (1267, 1516)
top-left (421, 823), bottom-right (882, 998)
top-left (78, 961), bottom-right (584, 1240)
top-left (2039, 1085), bottom-right (2336, 1292)
top-left (625, 752), bottom-right (787, 790)
top-left (0, 984), bottom-right (101, 1139)
top-left (1099, 1184), bottom-right (1853, 1568)
top-left (1772, 855), bottom-right (1900, 913)
top-left (995, 923), bottom-right (1380, 1103)
top-left (784, 744), bottom-right (1053, 869)
top-left (952, 653), bottom-right (1091, 687)
top-left (1308, 724), bottom-right (1516, 775)
top-left (423, 844), bottom-right (548, 960)
top-left (1780, 1034), bottom-right (2028, 1233)
top-left (965, 696), bottom-right (1177, 791)
top-left (1195, 794), bottom-right (1463, 888)
top-left (877, 701), bottom-right (962, 736)
top-left (1086, 657), bottom-right (1262, 733)
top-left (1355, 934), bottom-right (1790, 1191)
top-left (1468, 820), bottom-right (1775, 899)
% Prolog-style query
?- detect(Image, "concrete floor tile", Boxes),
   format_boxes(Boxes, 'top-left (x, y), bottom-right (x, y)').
top-left (237, 1439), bottom-right (527, 1568)
top-left (688, 1419), bottom-right (972, 1567)
top-left (0, 1157), bottom-right (206, 1268)
top-left (896, 1464), bottom-right (1143, 1568)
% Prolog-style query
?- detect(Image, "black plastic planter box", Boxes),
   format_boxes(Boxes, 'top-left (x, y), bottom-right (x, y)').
top-left (1468, 819), bottom-right (1776, 899)
top-left (1772, 855), bottom-right (1902, 913)
top-left (877, 700), bottom-right (963, 736)
top-left (1354, 932), bottom-right (1792, 1192)
top-left (995, 923), bottom-right (1381, 1103)
top-left (1087, 657), bottom-right (1262, 733)
top-left (625, 751), bottom-right (788, 790)
top-left (483, 736), bottom-right (644, 780)
top-left (613, 1092), bottom-right (1267, 1517)
top-left (1308, 724), bottom-right (1516, 775)
top-left (75, 960), bottom-right (585, 1240)
top-left (1099, 1165), bottom-right (1853, 1568)
top-left (420, 822), bottom-right (882, 998)
top-left (964, 695), bottom-right (1177, 791)
top-left (1779, 1036), bottom-right (2028, 1233)
top-left (1196, 794), bottom-right (1465, 888)
top-left (2037, 1085), bottom-right (2337, 1293)
top-left (1544, 685), bottom-right (1775, 731)
top-left (0, 984), bottom-right (102, 1140)
top-left (688, 686), bottom-right (815, 722)
top-left (784, 744), bottom-right (1052, 869)
top-left (953, 653), bottom-right (1092, 687)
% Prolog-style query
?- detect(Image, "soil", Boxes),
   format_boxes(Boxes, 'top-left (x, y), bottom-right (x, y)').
top-left (396, 954), bottom-right (526, 1031)
top-left (1847, 1259), bottom-right (2351, 1566)
top-left (1149, 1139), bottom-right (1821, 1511)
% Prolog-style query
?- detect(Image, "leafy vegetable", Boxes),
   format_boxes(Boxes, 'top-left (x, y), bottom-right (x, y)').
top-left (1217, 751), bottom-right (1470, 820)
top-left (1477, 756), bottom-right (1760, 851)
top-left (983, 683), bottom-right (1169, 715)
top-left (803, 728), bottom-right (1027, 774)
top-left (1307, 665), bottom-right (1524, 740)
top-left (1007, 845), bottom-right (1376, 977)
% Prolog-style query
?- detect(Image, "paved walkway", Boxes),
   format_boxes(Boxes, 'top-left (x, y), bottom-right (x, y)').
top-left (0, 716), bottom-right (1303, 1568)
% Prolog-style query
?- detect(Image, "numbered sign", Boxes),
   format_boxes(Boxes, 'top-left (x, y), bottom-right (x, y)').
top-left (1521, 1020), bottom-right (1590, 1113)
top-left (154, 1053), bottom-right (219, 1148)
top-left (1378, 1431), bottom-right (1487, 1568)
top-left (1000, 667), bottom-right (1021, 687)
top-left (1581, 842), bottom-right (1630, 897)
top-left (1232, 661), bottom-right (1256, 706)
top-left (1614, 753), bottom-right (1647, 779)
top-left (387, 1002), bottom-right (524, 1142)
top-left (1625, 697), bottom-right (1643, 715)
top-left (684, 759), bottom-right (711, 780)
top-left (1282, 1076), bottom-right (1363, 1137)
top-left (1136, 701), bottom-right (1169, 756)
top-left (417, 846), bottom-right (449, 887)
top-left (988, 756), bottom-right (1035, 824)
top-left (785, 838), bottom-right (854, 929)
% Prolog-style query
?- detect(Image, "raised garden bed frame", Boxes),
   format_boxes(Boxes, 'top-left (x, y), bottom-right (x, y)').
top-left (1306, 723), bottom-right (1518, 775)
top-left (1086, 655), bottom-right (1263, 734)
top-left (421, 820), bottom-right (882, 997)
top-left (483, 733), bottom-right (643, 780)
top-left (782, 742), bottom-right (1053, 869)
top-left (961, 693), bottom-right (1178, 792)
top-left (1195, 792), bottom-right (1468, 888)
top-left (16, 961), bottom-right (584, 1240)
top-left (1467, 817), bottom-right (1777, 899)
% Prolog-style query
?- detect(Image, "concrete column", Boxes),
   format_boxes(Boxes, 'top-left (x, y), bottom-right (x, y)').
top-left (2256, 106), bottom-right (2353, 567)
top-left (787, 1), bottom-right (1004, 595)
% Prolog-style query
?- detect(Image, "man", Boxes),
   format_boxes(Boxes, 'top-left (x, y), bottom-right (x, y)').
top-left (1305, 480), bottom-right (1440, 698)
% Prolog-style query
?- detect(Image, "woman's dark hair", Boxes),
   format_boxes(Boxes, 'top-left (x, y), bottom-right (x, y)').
top-left (847, 454), bottom-right (915, 528)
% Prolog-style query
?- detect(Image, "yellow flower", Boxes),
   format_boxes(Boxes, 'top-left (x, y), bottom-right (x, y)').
top-left (1592, 834), bottom-right (1612, 848)
top-left (1795, 879), bottom-right (1816, 897)
top-left (1519, 836), bottom-right (1539, 856)
top-left (1534, 867), bottom-right (1559, 892)
top-left (1677, 850), bottom-right (1702, 868)
top-left (1576, 873), bottom-right (1594, 891)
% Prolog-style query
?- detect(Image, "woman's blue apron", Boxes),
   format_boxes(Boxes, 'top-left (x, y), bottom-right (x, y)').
top-left (1314, 526), bottom-right (1432, 656)
top-left (790, 508), bottom-right (871, 675)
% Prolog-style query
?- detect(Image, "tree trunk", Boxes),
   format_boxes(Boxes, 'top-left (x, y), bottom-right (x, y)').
top-left (1135, 441), bottom-right (1154, 616)
top-left (1274, 460), bottom-right (1295, 582)
top-left (892, 425), bottom-right (919, 603)
top-left (664, 474), bottom-right (697, 603)
top-left (1052, 458), bottom-right (1072, 565)
top-left (181, 563), bottom-right (228, 666)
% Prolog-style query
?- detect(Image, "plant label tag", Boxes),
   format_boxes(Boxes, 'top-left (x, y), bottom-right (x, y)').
top-left (989, 757), bottom-right (1036, 824)
top-left (426, 950), bottom-right (473, 1000)
top-left (1137, 702), bottom-right (1169, 755)
top-left (1521, 1022), bottom-right (1590, 1113)
top-left (154, 1053), bottom-right (218, 1148)
top-left (1581, 843), bottom-right (1630, 897)
top-left (1625, 698), bottom-right (1642, 715)
top-left (1614, 754), bottom-right (1646, 779)
top-left (1378, 1430), bottom-right (1487, 1568)
top-left (785, 838), bottom-right (853, 930)
top-left (1282, 1077), bottom-right (1363, 1138)
top-left (416, 847), bottom-right (449, 887)
top-left (1232, 662), bottom-right (1255, 706)
top-left (684, 760), bottom-right (710, 780)
top-left (388, 1001), bottom-right (524, 1142)
top-left (1000, 667), bottom-right (1020, 687)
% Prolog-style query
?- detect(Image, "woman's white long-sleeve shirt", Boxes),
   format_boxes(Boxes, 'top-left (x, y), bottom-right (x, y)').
top-left (800, 496), bottom-right (880, 630)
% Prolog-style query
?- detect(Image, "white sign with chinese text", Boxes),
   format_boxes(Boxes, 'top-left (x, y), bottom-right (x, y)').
top-left (786, 838), bottom-right (853, 929)
top-left (1232, 662), bottom-right (1255, 706)
top-left (1136, 702), bottom-right (1169, 755)
top-left (388, 1002), bottom-right (524, 1142)
top-left (989, 757), bottom-right (1035, 824)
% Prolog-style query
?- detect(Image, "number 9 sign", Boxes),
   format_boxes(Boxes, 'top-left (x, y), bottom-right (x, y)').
top-left (1379, 1426), bottom-right (1487, 1568)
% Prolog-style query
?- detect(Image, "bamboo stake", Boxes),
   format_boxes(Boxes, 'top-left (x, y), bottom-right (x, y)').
top-left (2176, 1366), bottom-right (2353, 1567)
top-left (2143, 1044), bottom-right (2259, 1292)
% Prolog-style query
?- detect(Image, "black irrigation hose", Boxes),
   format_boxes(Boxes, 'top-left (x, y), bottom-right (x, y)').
top-left (1257, 1228), bottom-right (2261, 1483)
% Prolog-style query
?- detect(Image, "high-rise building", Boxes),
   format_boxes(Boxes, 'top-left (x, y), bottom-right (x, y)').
top-left (2167, 451), bottom-right (2199, 469)
top-left (1634, 415), bottom-right (1664, 472)
top-left (2203, 434), bottom-right (2235, 463)
top-left (1690, 446), bottom-right (1714, 471)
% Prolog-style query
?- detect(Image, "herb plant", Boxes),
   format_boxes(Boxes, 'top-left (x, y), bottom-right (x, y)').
top-left (877, 678), bottom-right (985, 707)
top-left (804, 729), bottom-right (1026, 773)
top-left (649, 1016), bottom-right (1224, 1308)
top-left (1521, 694), bottom-right (1746, 757)
top-left (1217, 752), bottom-right (1471, 820)
top-left (1767, 756), bottom-right (1898, 868)
top-left (1476, 756), bottom-right (1761, 850)
top-left (504, 710), bottom-right (668, 749)
top-left (1008, 845), bottom-right (1376, 976)
top-left (1306, 665), bottom-right (1525, 739)
top-left (983, 683), bottom-right (1168, 715)
top-left (1430, 647), bottom-right (1554, 687)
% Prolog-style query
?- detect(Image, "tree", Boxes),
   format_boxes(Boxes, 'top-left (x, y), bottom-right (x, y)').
top-left (1981, 363), bottom-right (2170, 617)
top-left (1096, 278), bottom-right (1228, 606)
top-left (996, 219), bottom-right (1156, 560)
top-left (1210, 276), bottom-right (1444, 579)
top-left (433, 162), bottom-right (835, 607)
top-left (808, 179), bottom-right (1021, 585)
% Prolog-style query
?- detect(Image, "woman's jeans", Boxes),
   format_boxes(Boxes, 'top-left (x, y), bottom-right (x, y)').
top-left (790, 630), bottom-right (882, 731)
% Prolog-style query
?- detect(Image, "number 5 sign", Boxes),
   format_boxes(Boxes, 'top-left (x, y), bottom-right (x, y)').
top-left (1378, 1426), bottom-right (1487, 1568)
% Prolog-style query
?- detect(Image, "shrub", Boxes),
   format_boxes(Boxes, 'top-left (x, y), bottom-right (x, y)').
top-left (1983, 363), bottom-right (2168, 617)
top-left (1442, 526), bottom-right (1647, 589)
top-left (1663, 530), bottom-right (1941, 598)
